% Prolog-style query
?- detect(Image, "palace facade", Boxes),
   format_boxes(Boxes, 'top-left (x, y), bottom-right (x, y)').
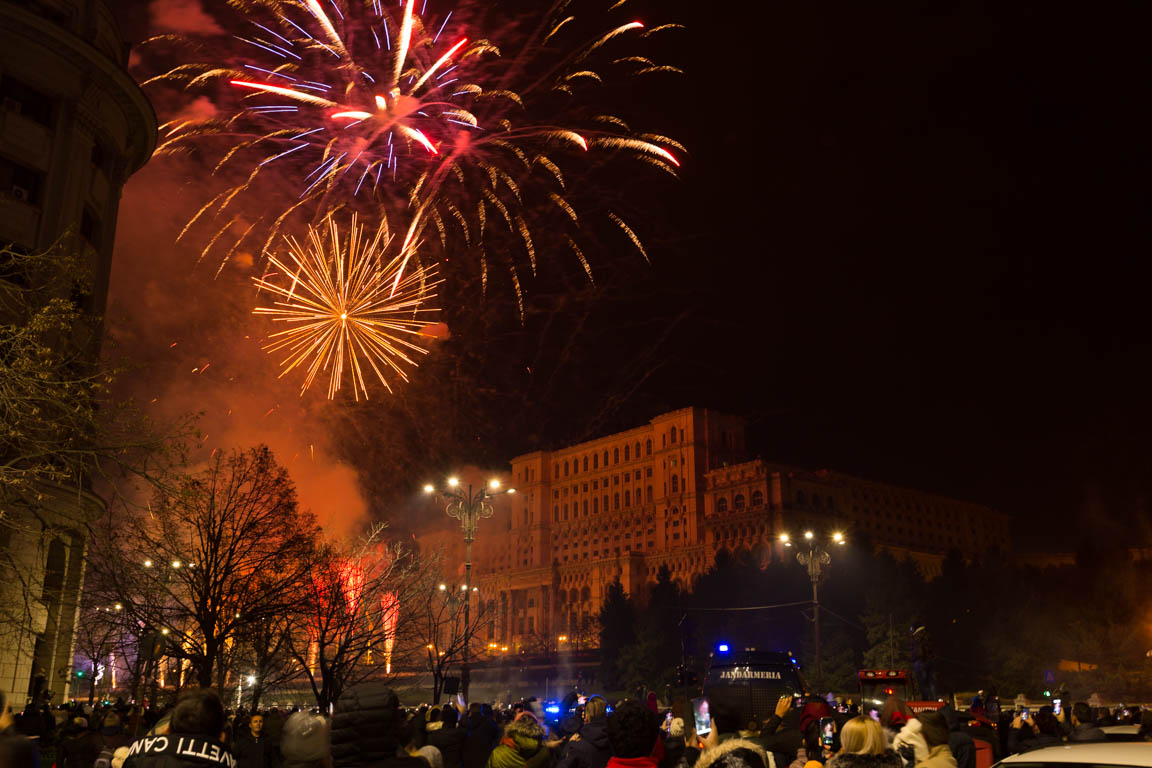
top-left (418, 407), bottom-right (1010, 654)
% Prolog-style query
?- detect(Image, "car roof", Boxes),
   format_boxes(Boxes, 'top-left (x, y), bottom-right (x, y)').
top-left (999, 743), bottom-right (1152, 766)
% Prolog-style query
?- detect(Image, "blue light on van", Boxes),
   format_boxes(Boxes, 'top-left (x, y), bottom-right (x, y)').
top-left (545, 705), bottom-right (561, 714)
top-left (717, 643), bottom-right (730, 653)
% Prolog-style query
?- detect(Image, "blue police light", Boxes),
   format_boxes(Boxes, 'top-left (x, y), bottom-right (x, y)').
top-left (545, 706), bottom-right (561, 714)
top-left (717, 643), bottom-right (730, 653)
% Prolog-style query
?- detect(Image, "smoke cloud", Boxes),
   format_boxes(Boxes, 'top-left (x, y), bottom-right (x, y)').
top-left (148, 0), bottom-right (224, 36)
top-left (108, 159), bottom-right (368, 539)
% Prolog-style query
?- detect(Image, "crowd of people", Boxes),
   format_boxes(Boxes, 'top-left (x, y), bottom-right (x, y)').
top-left (2, 685), bottom-right (1150, 768)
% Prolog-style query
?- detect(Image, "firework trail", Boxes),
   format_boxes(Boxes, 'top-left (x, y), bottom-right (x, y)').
top-left (253, 212), bottom-right (440, 400)
top-left (144, 0), bottom-right (685, 299)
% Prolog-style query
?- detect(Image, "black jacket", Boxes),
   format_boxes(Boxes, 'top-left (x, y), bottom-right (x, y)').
top-left (428, 727), bottom-right (468, 768)
top-left (60, 730), bottom-right (103, 768)
top-left (0, 725), bottom-right (40, 768)
top-left (463, 715), bottom-right (500, 768)
top-left (1068, 724), bottom-right (1107, 743)
top-left (758, 713), bottom-right (803, 767)
top-left (234, 733), bottom-right (276, 768)
top-left (122, 734), bottom-right (236, 768)
top-left (555, 717), bottom-right (610, 768)
top-left (330, 683), bottom-right (427, 768)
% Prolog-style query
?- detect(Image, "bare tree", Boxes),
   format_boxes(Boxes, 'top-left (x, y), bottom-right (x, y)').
top-left (282, 523), bottom-right (428, 712)
top-left (234, 609), bottom-right (300, 711)
top-left (72, 596), bottom-right (128, 704)
top-left (90, 446), bottom-right (319, 689)
top-left (405, 570), bottom-right (497, 704)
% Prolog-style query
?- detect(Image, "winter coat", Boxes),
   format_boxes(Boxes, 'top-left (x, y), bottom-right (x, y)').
top-left (556, 717), bottom-right (611, 768)
top-left (696, 738), bottom-right (776, 768)
top-left (462, 715), bottom-right (500, 768)
top-left (486, 719), bottom-right (552, 768)
top-left (827, 752), bottom-right (903, 768)
top-left (122, 733), bottom-right (236, 768)
top-left (759, 713), bottom-right (804, 768)
top-left (0, 725), bottom-right (40, 768)
top-left (1068, 724), bottom-right (1107, 743)
top-left (234, 733), bottom-right (276, 768)
top-left (428, 727), bottom-right (468, 768)
top-left (330, 684), bottom-right (427, 768)
top-left (892, 721), bottom-right (928, 767)
top-left (914, 746), bottom-right (955, 768)
top-left (60, 729), bottom-right (104, 768)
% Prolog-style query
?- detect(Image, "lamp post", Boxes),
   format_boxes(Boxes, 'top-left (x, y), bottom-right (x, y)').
top-left (779, 530), bottom-right (844, 683)
top-left (425, 476), bottom-right (515, 700)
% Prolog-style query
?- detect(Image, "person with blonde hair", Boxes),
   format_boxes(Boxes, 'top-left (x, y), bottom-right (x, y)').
top-left (827, 717), bottom-right (902, 768)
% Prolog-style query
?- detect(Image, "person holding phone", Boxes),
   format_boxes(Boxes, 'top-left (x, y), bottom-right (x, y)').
top-left (555, 697), bottom-right (611, 768)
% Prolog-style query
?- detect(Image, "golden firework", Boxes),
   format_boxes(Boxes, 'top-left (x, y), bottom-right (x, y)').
top-left (254, 213), bottom-right (439, 400)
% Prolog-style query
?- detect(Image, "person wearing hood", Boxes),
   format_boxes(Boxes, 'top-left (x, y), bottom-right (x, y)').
top-left (695, 737), bottom-right (773, 768)
top-left (279, 713), bottom-right (329, 768)
top-left (825, 717), bottom-right (900, 768)
top-left (556, 697), bottom-right (610, 768)
top-left (486, 713), bottom-right (552, 768)
top-left (462, 705), bottom-right (499, 768)
top-left (122, 690), bottom-right (234, 768)
top-left (60, 716), bottom-right (103, 768)
top-left (911, 714), bottom-right (954, 768)
top-left (935, 706), bottom-right (972, 768)
top-left (330, 684), bottom-right (426, 768)
top-left (891, 717), bottom-right (926, 768)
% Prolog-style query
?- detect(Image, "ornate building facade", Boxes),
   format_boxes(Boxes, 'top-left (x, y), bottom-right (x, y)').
top-left (420, 408), bottom-right (1010, 655)
top-left (0, 0), bottom-right (155, 702)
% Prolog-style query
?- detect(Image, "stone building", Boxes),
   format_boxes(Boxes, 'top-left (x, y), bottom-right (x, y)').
top-left (419, 407), bottom-right (1009, 655)
top-left (0, 0), bottom-right (155, 702)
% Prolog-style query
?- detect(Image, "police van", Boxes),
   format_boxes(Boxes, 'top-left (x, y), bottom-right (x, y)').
top-left (702, 646), bottom-right (809, 725)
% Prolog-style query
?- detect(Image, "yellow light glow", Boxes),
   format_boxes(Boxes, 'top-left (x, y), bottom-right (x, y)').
top-left (447, 477), bottom-right (459, 487)
top-left (489, 479), bottom-right (501, 490)
top-left (804, 531), bottom-right (814, 540)
top-left (423, 484), bottom-right (435, 493)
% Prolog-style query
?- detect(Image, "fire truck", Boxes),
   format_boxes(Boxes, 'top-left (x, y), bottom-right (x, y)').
top-left (858, 669), bottom-right (944, 712)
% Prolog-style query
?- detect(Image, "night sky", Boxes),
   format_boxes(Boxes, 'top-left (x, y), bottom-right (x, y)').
top-left (108, 0), bottom-right (1151, 551)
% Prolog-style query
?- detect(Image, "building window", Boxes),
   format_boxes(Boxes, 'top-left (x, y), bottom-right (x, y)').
top-left (751, 490), bottom-right (764, 507)
top-left (593, 497), bottom-right (599, 514)
top-left (671, 475), bottom-right (679, 493)
top-left (624, 445), bottom-right (630, 461)
top-left (583, 500), bottom-right (588, 516)
top-left (733, 494), bottom-right (745, 510)
top-left (554, 463), bottom-right (559, 479)
top-left (646, 485), bottom-right (653, 503)
top-left (564, 461), bottom-right (569, 477)
top-left (593, 453), bottom-right (599, 469)
top-left (717, 497), bottom-right (728, 513)
top-left (583, 456), bottom-right (589, 472)
top-left (0, 77), bottom-right (55, 127)
top-left (554, 506), bottom-right (559, 522)
top-left (614, 493), bottom-right (620, 510)
top-left (0, 157), bottom-right (44, 206)
top-left (670, 427), bottom-right (677, 443)
top-left (646, 439), bottom-right (652, 455)
top-left (624, 490), bottom-right (631, 507)
top-left (613, 447), bottom-right (619, 464)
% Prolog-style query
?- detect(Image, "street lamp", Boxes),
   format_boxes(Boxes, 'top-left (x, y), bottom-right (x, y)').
top-left (425, 475), bottom-right (515, 700)
top-left (779, 530), bottom-right (846, 682)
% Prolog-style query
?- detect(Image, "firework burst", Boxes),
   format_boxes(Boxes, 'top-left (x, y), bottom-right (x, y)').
top-left (253, 212), bottom-right (440, 400)
top-left (145, 0), bottom-right (685, 298)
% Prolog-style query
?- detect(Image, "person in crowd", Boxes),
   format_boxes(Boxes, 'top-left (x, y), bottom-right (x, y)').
top-left (879, 700), bottom-right (912, 746)
top-left (912, 713), bottom-right (954, 768)
top-left (605, 701), bottom-right (662, 768)
top-left (330, 684), bottom-right (426, 768)
top-left (891, 714), bottom-right (927, 767)
top-left (486, 713), bottom-right (552, 768)
top-left (427, 707), bottom-right (466, 768)
top-left (1066, 704), bottom-right (1106, 743)
top-left (59, 716), bottom-right (101, 768)
top-left (825, 717), bottom-right (901, 768)
top-left (936, 706), bottom-right (973, 768)
top-left (279, 713), bottom-right (329, 768)
top-left (788, 717), bottom-right (825, 768)
top-left (122, 689), bottom-right (231, 768)
top-left (235, 713), bottom-right (276, 768)
top-left (0, 689), bottom-right (40, 768)
top-left (1006, 709), bottom-right (1060, 755)
top-left (462, 704), bottom-right (499, 768)
top-left (759, 697), bottom-right (804, 768)
top-left (556, 697), bottom-right (610, 768)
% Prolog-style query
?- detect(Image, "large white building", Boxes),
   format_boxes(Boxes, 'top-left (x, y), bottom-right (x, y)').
top-left (0, 0), bottom-right (155, 703)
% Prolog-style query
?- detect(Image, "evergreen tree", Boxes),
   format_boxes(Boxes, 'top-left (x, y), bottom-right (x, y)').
top-left (598, 577), bottom-right (636, 692)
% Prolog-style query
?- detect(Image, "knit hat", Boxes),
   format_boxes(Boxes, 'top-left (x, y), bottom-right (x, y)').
top-left (282, 712), bottom-right (330, 764)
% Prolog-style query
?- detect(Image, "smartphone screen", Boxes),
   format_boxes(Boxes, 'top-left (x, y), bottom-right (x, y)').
top-left (820, 717), bottom-right (835, 746)
top-left (868, 708), bottom-right (880, 722)
top-left (793, 695), bottom-right (805, 710)
top-left (692, 697), bottom-right (711, 736)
